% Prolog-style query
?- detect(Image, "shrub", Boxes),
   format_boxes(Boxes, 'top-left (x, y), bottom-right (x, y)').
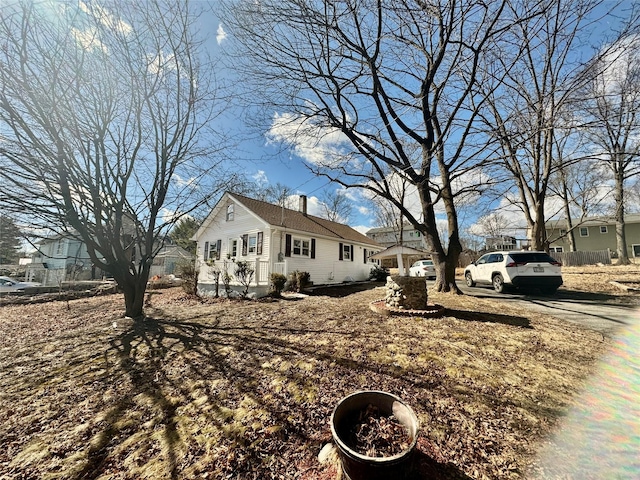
top-left (296, 271), bottom-right (311, 290)
top-left (270, 273), bottom-right (287, 295)
top-left (287, 270), bottom-right (311, 292)
top-left (234, 260), bottom-right (255, 298)
top-left (178, 260), bottom-right (199, 296)
top-left (369, 264), bottom-right (389, 281)
top-left (206, 261), bottom-right (221, 298)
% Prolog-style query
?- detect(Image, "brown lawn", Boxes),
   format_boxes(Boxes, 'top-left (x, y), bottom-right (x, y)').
top-left (0, 264), bottom-right (638, 479)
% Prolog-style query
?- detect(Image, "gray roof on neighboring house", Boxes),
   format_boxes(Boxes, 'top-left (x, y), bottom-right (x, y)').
top-left (155, 244), bottom-right (193, 260)
top-left (366, 223), bottom-right (423, 234)
top-left (229, 193), bottom-right (381, 248)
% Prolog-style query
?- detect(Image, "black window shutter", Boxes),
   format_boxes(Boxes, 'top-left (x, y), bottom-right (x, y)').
top-left (364, 248), bottom-right (367, 263)
top-left (216, 239), bottom-right (221, 260)
top-left (311, 238), bottom-right (316, 259)
top-left (285, 234), bottom-right (292, 257)
top-left (204, 241), bottom-right (209, 260)
top-left (242, 234), bottom-right (248, 256)
top-left (350, 245), bottom-right (354, 261)
top-left (257, 232), bottom-right (263, 255)
top-left (339, 242), bottom-right (343, 260)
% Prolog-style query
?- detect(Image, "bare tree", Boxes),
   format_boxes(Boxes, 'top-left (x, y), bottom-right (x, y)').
top-left (481, 0), bottom-right (619, 252)
top-left (221, 0), bottom-right (539, 292)
top-left (0, 1), bottom-right (229, 318)
top-left (578, 35), bottom-right (640, 264)
top-left (474, 213), bottom-right (511, 244)
top-left (256, 182), bottom-right (294, 206)
top-left (318, 188), bottom-right (352, 223)
top-left (369, 170), bottom-right (413, 246)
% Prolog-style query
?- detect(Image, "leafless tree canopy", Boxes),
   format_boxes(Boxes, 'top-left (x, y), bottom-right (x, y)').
top-left (0, 0), bottom-right (228, 317)
top-left (221, 0), bottom-right (544, 292)
top-left (578, 34), bottom-right (640, 263)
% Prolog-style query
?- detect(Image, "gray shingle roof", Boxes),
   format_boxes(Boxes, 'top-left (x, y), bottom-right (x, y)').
top-left (230, 193), bottom-right (381, 247)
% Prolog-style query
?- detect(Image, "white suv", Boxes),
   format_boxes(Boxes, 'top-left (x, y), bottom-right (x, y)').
top-left (464, 251), bottom-right (563, 294)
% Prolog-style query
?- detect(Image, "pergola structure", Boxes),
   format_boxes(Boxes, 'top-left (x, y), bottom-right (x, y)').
top-left (370, 245), bottom-right (431, 276)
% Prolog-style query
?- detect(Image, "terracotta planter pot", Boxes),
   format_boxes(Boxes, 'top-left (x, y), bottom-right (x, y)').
top-left (330, 390), bottom-right (419, 480)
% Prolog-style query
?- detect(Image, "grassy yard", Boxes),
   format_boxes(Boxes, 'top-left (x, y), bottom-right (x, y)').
top-left (1, 266), bottom-right (638, 479)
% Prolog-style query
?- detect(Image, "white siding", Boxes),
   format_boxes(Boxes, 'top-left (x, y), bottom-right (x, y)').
top-left (197, 199), bottom-right (271, 294)
top-left (196, 194), bottom-right (381, 296)
top-left (280, 235), bottom-right (378, 285)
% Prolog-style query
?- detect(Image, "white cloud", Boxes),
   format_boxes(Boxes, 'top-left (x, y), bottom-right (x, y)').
top-left (598, 35), bottom-right (640, 96)
top-left (216, 24), bottom-right (228, 44)
top-left (252, 170), bottom-right (268, 186)
top-left (79, 1), bottom-right (132, 36)
top-left (266, 112), bottom-right (352, 166)
top-left (351, 225), bottom-right (371, 235)
top-left (358, 205), bottom-right (370, 216)
top-left (173, 174), bottom-right (197, 189)
top-left (160, 207), bottom-right (179, 224)
top-left (71, 27), bottom-right (107, 52)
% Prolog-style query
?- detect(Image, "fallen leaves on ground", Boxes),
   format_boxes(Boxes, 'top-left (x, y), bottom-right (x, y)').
top-left (0, 272), bottom-right (629, 479)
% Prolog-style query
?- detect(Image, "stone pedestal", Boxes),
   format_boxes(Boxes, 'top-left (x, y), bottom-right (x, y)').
top-left (385, 275), bottom-right (428, 310)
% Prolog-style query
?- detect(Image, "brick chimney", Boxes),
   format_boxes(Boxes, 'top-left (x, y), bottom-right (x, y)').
top-left (299, 195), bottom-right (307, 216)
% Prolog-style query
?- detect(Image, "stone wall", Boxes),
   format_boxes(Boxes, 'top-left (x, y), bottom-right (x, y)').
top-left (385, 275), bottom-right (428, 310)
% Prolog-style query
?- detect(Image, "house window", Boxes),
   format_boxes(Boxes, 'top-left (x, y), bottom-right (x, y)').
top-left (600, 225), bottom-right (608, 234)
top-left (560, 229), bottom-right (567, 236)
top-left (56, 240), bottom-right (63, 256)
top-left (292, 238), bottom-right (310, 257)
top-left (208, 239), bottom-right (221, 261)
top-left (226, 204), bottom-right (234, 221)
top-left (342, 243), bottom-right (351, 261)
top-left (248, 234), bottom-right (257, 254)
top-left (551, 246), bottom-right (564, 253)
top-left (229, 239), bottom-right (237, 258)
top-left (242, 232), bottom-right (263, 256)
top-left (579, 227), bottom-right (589, 237)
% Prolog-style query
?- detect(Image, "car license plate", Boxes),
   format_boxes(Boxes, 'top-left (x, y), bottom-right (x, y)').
top-left (533, 266), bottom-right (544, 272)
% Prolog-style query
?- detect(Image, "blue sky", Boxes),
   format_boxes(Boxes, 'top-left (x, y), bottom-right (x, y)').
top-left (198, 2), bottom-right (637, 240)
top-left (198, 9), bottom-right (386, 234)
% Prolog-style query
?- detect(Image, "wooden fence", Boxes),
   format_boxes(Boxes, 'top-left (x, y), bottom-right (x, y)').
top-left (550, 250), bottom-right (611, 266)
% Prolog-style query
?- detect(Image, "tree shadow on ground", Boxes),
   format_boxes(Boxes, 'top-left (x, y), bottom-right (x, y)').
top-left (444, 308), bottom-right (532, 328)
top-left (54, 294), bottom-right (543, 479)
top-left (307, 281), bottom-right (384, 298)
top-left (410, 448), bottom-right (474, 479)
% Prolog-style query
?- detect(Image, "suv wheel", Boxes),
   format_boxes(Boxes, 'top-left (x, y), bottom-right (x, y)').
top-left (492, 274), bottom-right (505, 293)
top-left (465, 272), bottom-right (475, 287)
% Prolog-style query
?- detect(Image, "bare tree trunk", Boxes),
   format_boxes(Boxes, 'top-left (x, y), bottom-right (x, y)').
top-left (614, 170), bottom-right (630, 264)
top-left (529, 202), bottom-right (548, 252)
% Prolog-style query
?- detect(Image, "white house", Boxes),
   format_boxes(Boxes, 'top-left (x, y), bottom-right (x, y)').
top-left (194, 192), bottom-right (383, 297)
top-left (27, 233), bottom-right (194, 285)
top-left (26, 234), bottom-right (96, 285)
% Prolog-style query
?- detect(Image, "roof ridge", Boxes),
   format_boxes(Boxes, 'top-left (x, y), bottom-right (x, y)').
top-left (228, 191), bottom-right (379, 246)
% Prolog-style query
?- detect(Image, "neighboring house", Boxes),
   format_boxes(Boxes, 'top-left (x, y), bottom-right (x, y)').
top-left (194, 192), bottom-right (383, 297)
top-left (546, 215), bottom-right (640, 258)
top-left (365, 223), bottom-right (430, 268)
top-left (484, 236), bottom-right (518, 252)
top-left (150, 244), bottom-right (193, 277)
top-left (27, 233), bottom-right (189, 285)
top-left (366, 223), bottom-right (428, 250)
top-left (26, 234), bottom-right (98, 285)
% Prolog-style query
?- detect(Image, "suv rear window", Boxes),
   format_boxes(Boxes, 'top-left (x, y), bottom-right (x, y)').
top-left (510, 252), bottom-right (557, 263)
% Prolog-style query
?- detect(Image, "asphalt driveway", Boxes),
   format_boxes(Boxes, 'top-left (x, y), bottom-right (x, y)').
top-left (458, 283), bottom-right (640, 335)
